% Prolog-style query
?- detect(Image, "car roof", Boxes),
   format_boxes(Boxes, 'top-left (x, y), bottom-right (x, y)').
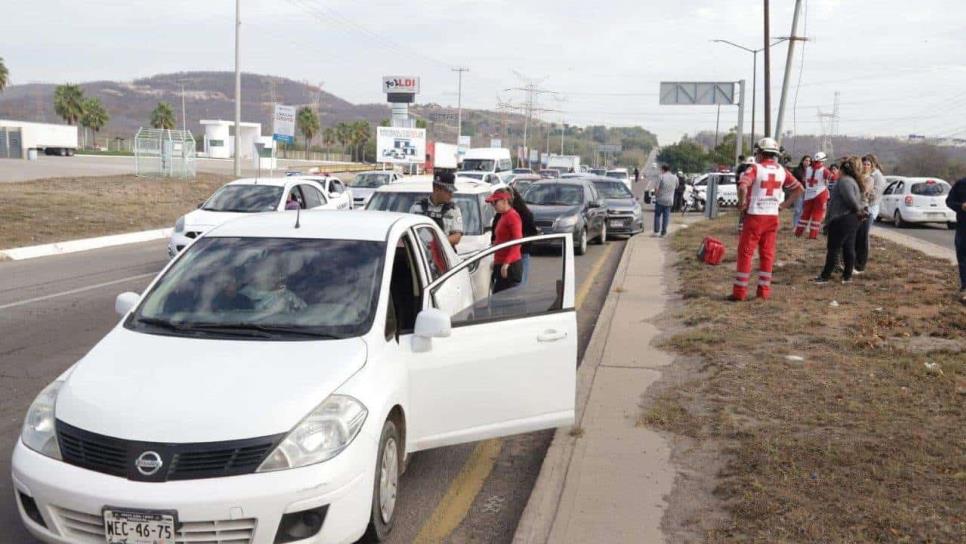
top-left (512, 175), bottom-right (541, 181)
top-left (207, 210), bottom-right (432, 241)
top-left (356, 170), bottom-right (396, 176)
top-left (373, 177), bottom-right (493, 194)
top-left (531, 178), bottom-right (590, 187)
top-left (894, 176), bottom-right (949, 184)
top-left (225, 177), bottom-right (311, 188)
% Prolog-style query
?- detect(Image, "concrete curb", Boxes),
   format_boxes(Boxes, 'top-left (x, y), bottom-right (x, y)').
top-left (0, 228), bottom-right (172, 261)
top-left (871, 227), bottom-right (956, 264)
top-left (512, 232), bottom-right (635, 544)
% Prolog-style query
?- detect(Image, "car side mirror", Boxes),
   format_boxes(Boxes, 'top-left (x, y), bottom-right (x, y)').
top-left (115, 291), bottom-right (140, 316)
top-left (587, 200), bottom-right (602, 209)
top-left (412, 308), bottom-right (451, 353)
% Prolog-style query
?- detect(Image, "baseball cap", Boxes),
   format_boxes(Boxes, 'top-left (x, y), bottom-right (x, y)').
top-left (485, 189), bottom-right (512, 203)
top-left (433, 171), bottom-right (456, 193)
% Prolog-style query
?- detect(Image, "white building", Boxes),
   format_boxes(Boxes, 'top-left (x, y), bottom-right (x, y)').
top-left (200, 120), bottom-right (262, 160)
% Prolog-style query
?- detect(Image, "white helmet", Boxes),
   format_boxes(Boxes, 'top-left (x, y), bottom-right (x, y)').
top-left (756, 137), bottom-right (780, 154)
top-left (813, 151), bottom-right (827, 162)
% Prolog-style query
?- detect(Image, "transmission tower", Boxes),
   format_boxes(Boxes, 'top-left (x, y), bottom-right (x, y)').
top-left (817, 91), bottom-right (840, 157)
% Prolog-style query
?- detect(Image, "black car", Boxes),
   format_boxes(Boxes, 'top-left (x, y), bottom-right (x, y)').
top-left (524, 179), bottom-right (608, 255)
top-left (583, 177), bottom-right (644, 236)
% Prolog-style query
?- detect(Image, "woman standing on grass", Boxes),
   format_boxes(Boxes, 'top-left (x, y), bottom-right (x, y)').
top-left (814, 156), bottom-right (869, 284)
top-left (854, 154), bottom-right (887, 273)
top-left (791, 155), bottom-right (811, 230)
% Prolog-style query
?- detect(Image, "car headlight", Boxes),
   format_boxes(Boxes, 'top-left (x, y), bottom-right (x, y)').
top-left (174, 215), bottom-right (186, 233)
top-left (633, 206), bottom-right (642, 217)
top-left (22, 380), bottom-right (63, 460)
top-left (555, 215), bottom-right (579, 229)
top-left (257, 395), bottom-right (367, 472)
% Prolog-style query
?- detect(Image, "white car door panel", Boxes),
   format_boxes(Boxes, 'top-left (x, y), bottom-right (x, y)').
top-left (407, 234), bottom-right (577, 451)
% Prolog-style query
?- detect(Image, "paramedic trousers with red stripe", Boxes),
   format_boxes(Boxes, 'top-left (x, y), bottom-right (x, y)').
top-left (795, 190), bottom-right (829, 239)
top-left (733, 214), bottom-right (779, 300)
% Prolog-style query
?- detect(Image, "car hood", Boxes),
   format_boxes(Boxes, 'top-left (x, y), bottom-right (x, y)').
top-left (604, 198), bottom-right (638, 211)
top-left (56, 326), bottom-right (367, 442)
top-left (182, 208), bottom-right (258, 230)
top-left (530, 204), bottom-right (582, 222)
top-left (352, 187), bottom-right (378, 199)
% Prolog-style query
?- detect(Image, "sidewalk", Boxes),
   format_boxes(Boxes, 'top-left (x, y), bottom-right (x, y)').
top-left (871, 226), bottom-right (956, 264)
top-left (514, 229), bottom-right (680, 544)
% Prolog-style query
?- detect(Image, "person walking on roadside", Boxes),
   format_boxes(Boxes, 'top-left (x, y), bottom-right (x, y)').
top-left (410, 172), bottom-right (463, 247)
top-left (491, 187), bottom-right (538, 286)
top-left (791, 155), bottom-right (812, 230)
top-left (854, 154), bottom-right (888, 273)
top-left (945, 176), bottom-right (966, 302)
top-left (673, 171), bottom-right (687, 212)
top-left (487, 189), bottom-right (524, 293)
top-left (653, 164), bottom-right (678, 237)
top-left (814, 157), bottom-right (869, 284)
top-left (731, 137), bottom-right (804, 301)
top-left (633, 167), bottom-right (640, 184)
top-left (795, 151), bottom-right (833, 239)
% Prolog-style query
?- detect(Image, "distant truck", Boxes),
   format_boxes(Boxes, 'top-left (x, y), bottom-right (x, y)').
top-left (0, 119), bottom-right (78, 157)
top-left (545, 154), bottom-right (581, 175)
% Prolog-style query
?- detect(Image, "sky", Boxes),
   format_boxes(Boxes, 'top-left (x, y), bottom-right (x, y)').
top-left (3, 0), bottom-right (966, 144)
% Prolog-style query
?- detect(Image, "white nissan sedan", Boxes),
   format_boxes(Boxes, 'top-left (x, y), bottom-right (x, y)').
top-left (168, 177), bottom-right (345, 258)
top-left (13, 211), bottom-right (576, 544)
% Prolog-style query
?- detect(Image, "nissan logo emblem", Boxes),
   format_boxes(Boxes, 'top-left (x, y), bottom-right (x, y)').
top-left (135, 451), bottom-right (163, 476)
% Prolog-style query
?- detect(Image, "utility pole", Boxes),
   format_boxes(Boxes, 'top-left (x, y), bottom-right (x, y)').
top-left (714, 104), bottom-right (721, 148)
top-left (763, 0), bottom-right (772, 138)
top-left (453, 67), bottom-right (469, 144)
top-left (180, 82), bottom-right (187, 134)
top-left (233, 0), bottom-right (241, 176)
top-left (775, 0), bottom-right (805, 144)
top-left (735, 79), bottom-right (746, 167)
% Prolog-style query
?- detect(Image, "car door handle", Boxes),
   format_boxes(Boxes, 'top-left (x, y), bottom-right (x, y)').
top-left (537, 329), bottom-right (568, 343)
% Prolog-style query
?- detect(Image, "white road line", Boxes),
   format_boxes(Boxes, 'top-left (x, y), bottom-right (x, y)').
top-left (0, 272), bottom-right (157, 311)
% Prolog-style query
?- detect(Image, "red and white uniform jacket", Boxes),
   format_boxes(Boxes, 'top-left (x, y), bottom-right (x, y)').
top-left (738, 160), bottom-right (802, 216)
top-left (803, 162), bottom-right (832, 200)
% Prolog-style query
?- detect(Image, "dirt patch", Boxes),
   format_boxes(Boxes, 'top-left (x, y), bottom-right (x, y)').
top-left (0, 174), bottom-right (234, 249)
top-left (649, 214), bottom-right (965, 543)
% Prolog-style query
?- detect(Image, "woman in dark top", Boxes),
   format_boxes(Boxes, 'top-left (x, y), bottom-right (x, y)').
top-left (491, 187), bottom-right (538, 286)
top-left (814, 156), bottom-right (869, 284)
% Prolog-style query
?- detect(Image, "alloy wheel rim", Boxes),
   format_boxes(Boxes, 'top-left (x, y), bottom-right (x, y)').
top-left (379, 437), bottom-right (399, 523)
top-left (580, 230), bottom-right (587, 252)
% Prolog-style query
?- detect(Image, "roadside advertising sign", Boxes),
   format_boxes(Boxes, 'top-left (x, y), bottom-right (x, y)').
top-left (382, 76), bottom-right (420, 94)
top-left (272, 105), bottom-right (296, 144)
top-left (377, 126), bottom-right (426, 164)
top-left (457, 135), bottom-right (471, 158)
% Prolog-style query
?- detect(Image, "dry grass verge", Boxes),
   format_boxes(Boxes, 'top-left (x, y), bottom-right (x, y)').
top-left (653, 214), bottom-right (965, 543)
top-left (0, 174), bottom-right (234, 249)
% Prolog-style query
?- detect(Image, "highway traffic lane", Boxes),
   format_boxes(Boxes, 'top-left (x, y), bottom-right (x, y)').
top-left (0, 236), bottom-right (625, 543)
top-left (873, 219), bottom-right (955, 248)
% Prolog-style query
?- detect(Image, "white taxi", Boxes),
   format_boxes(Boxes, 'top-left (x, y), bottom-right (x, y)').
top-left (13, 211), bottom-right (576, 544)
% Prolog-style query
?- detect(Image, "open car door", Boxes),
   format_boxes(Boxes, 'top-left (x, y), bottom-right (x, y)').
top-left (406, 234), bottom-right (577, 451)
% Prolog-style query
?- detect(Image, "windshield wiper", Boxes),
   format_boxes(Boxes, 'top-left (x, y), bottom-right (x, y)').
top-left (188, 322), bottom-right (339, 339)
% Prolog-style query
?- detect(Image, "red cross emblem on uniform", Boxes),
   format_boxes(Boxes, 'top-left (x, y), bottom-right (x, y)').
top-left (808, 174), bottom-right (820, 187)
top-left (761, 173), bottom-right (781, 196)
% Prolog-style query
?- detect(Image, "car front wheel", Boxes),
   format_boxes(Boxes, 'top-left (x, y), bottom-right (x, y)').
top-left (574, 228), bottom-right (588, 256)
top-left (594, 221), bottom-right (607, 244)
top-left (894, 210), bottom-right (907, 228)
top-left (362, 419), bottom-right (401, 543)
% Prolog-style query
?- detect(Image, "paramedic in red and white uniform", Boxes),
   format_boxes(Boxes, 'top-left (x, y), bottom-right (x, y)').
top-left (732, 138), bottom-right (805, 301)
top-left (795, 151), bottom-right (832, 239)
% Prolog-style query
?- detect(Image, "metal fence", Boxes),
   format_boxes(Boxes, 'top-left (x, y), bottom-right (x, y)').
top-left (134, 128), bottom-right (196, 178)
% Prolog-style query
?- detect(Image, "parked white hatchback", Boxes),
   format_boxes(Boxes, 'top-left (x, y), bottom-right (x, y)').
top-left (167, 177), bottom-right (345, 257)
top-left (13, 210), bottom-right (577, 544)
top-left (877, 176), bottom-right (956, 229)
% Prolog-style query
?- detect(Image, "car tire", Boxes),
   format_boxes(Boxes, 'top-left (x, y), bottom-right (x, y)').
top-left (594, 222), bottom-right (607, 244)
top-left (894, 210), bottom-right (907, 228)
top-left (948, 222), bottom-right (957, 230)
top-left (575, 228), bottom-right (588, 256)
top-left (361, 419), bottom-right (401, 543)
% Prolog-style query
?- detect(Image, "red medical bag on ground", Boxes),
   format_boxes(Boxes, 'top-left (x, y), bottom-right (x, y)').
top-left (697, 236), bottom-right (725, 265)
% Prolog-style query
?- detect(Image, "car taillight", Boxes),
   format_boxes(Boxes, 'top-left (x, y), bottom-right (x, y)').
top-left (904, 195), bottom-right (914, 206)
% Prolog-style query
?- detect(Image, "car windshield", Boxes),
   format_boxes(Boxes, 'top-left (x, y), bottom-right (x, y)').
top-left (525, 184), bottom-right (584, 206)
top-left (605, 171), bottom-right (628, 180)
top-left (513, 180), bottom-right (533, 195)
top-left (462, 159), bottom-right (495, 172)
top-left (128, 238), bottom-right (385, 340)
top-left (202, 185), bottom-right (284, 212)
top-left (459, 172), bottom-right (486, 181)
top-left (513, 168), bottom-right (532, 174)
top-left (366, 192), bottom-right (483, 235)
top-left (593, 181), bottom-right (633, 199)
top-left (352, 173), bottom-right (392, 188)
top-left (911, 181), bottom-right (949, 196)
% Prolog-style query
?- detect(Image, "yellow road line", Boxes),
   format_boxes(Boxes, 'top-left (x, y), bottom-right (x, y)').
top-left (412, 242), bottom-right (617, 543)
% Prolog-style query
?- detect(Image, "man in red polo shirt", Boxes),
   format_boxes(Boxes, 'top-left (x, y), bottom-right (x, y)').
top-left (486, 189), bottom-right (523, 293)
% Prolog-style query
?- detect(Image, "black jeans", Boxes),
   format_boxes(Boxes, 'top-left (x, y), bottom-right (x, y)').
top-left (956, 225), bottom-right (966, 290)
top-left (493, 260), bottom-right (523, 293)
top-left (854, 216), bottom-right (872, 271)
top-left (820, 213), bottom-right (860, 280)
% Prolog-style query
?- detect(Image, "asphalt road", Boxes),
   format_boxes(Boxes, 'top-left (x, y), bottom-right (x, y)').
top-left (0, 154), bottom-right (349, 183)
top-left (0, 230), bottom-right (627, 542)
top-left (873, 218), bottom-right (955, 247)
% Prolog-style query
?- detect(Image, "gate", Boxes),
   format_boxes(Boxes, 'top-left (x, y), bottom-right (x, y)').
top-left (0, 128), bottom-right (23, 159)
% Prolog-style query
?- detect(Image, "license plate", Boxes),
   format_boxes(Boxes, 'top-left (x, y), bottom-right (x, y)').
top-left (103, 508), bottom-right (177, 544)
top-left (609, 219), bottom-right (625, 228)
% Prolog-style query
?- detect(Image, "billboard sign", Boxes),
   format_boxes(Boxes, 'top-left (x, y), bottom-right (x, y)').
top-left (377, 126), bottom-right (426, 164)
top-left (382, 76), bottom-right (420, 94)
top-left (597, 143), bottom-right (622, 153)
top-left (272, 104), bottom-right (296, 144)
top-left (457, 135), bottom-right (472, 158)
top-left (659, 82), bottom-right (736, 105)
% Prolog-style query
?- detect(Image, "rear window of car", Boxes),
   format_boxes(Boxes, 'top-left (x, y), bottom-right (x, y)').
top-left (910, 181), bottom-right (949, 196)
top-left (366, 191), bottom-right (483, 236)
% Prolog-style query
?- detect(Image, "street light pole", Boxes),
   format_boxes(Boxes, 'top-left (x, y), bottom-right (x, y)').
top-left (763, 0), bottom-right (772, 137)
top-left (453, 67), bottom-right (468, 144)
top-left (711, 38), bottom-right (788, 148)
top-left (233, 0), bottom-right (241, 177)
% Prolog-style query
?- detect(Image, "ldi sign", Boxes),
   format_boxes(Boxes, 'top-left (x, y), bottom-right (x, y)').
top-left (382, 76), bottom-right (420, 94)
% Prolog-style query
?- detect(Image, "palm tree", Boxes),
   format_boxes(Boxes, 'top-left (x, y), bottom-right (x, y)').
top-left (351, 121), bottom-right (371, 162)
top-left (54, 84), bottom-right (85, 125)
top-left (0, 57), bottom-right (8, 93)
top-left (150, 102), bottom-right (175, 129)
top-left (80, 97), bottom-right (110, 148)
top-left (296, 106), bottom-right (320, 153)
top-left (335, 123), bottom-right (351, 159)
